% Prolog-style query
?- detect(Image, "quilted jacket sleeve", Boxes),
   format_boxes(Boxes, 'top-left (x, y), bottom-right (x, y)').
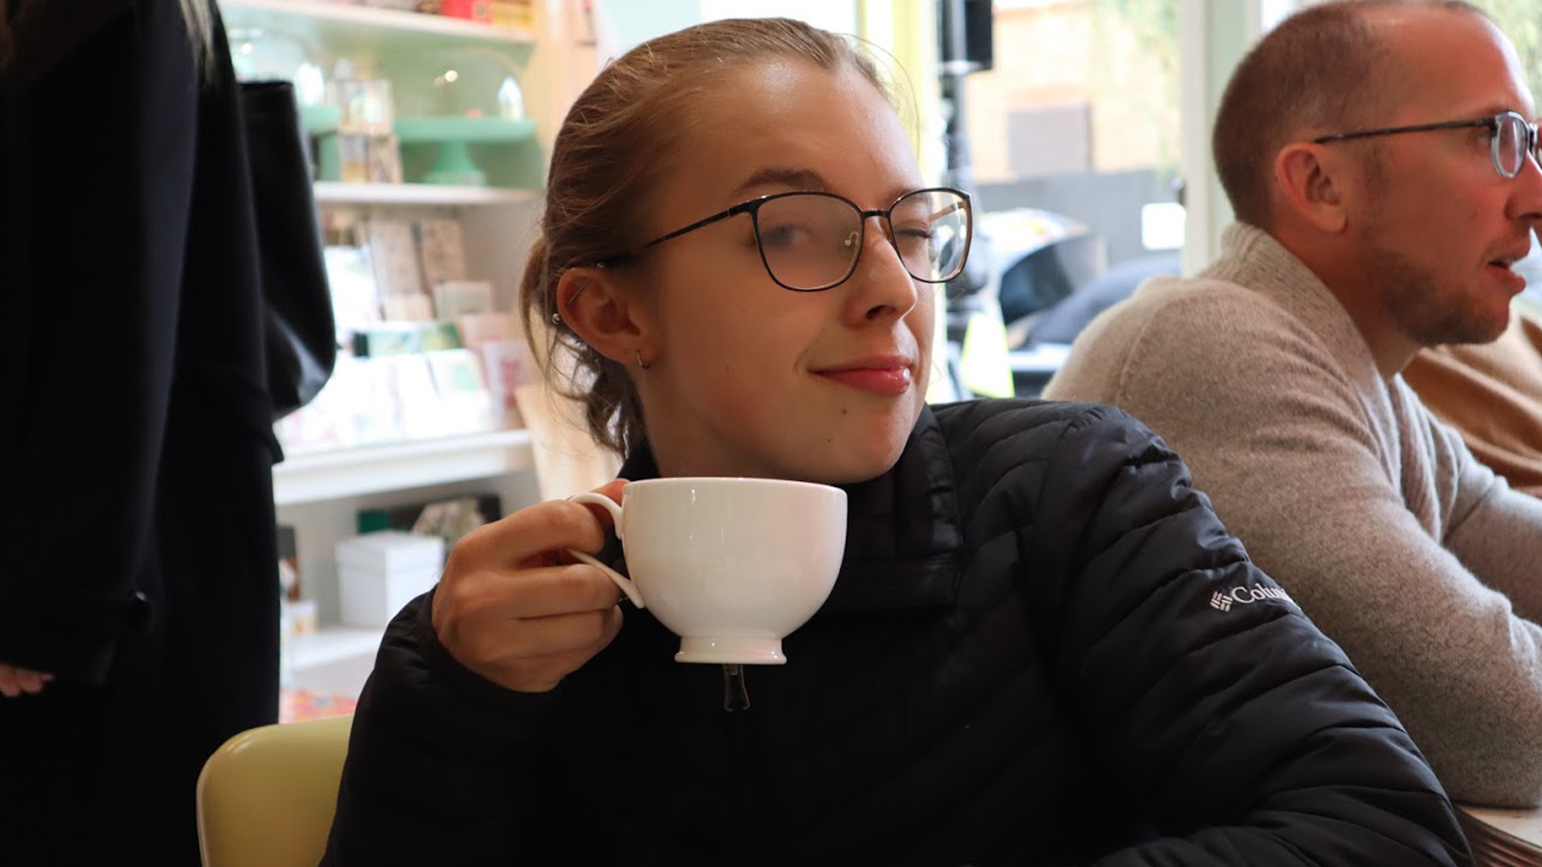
top-left (1026, 404), bottom-right (1470, 867)
top-left (321, 589), bottom-right (565, 866)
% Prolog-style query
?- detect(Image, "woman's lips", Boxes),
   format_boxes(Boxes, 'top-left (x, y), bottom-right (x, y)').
top-left (814, 361), bottom-right (914, 396)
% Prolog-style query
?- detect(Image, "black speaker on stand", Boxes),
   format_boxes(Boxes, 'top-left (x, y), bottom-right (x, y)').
top-left (937, 0), bottom-right (1003, 398)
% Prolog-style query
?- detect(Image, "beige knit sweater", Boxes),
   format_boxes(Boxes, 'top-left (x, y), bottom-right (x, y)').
top-left (1044, 222), bottom-right (1542, 807)
top-left (1404, 310), bottom-right (1542, 498)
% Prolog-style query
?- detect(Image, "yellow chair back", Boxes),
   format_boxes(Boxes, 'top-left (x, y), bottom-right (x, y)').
top-left (196, 714), bottom-right (353, 867)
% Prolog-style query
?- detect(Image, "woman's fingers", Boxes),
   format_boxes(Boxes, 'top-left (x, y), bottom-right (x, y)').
top-left (454, 480), bottom-right (628, 569)
top-left (463, 604), bottom-right (624, 665)
top-left (481, 563), bottom-right (624, 619)
top-left (438, 563), bottom-right (619, 640)
top-left (0, 663), bottom-right (52, 698)
top-left (429, 479), bottom-right (633, 693)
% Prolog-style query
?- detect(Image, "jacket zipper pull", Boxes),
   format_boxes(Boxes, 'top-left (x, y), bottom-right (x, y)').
top-left (721, 663), bottom-right (750, 712)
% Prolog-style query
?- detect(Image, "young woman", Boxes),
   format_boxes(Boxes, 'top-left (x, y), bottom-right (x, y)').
top-left (323, 18), bottom-right (1469, 866)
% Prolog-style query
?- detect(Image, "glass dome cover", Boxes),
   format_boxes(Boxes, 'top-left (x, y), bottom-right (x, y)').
top-left (228, 26), bottom-right (328, 108)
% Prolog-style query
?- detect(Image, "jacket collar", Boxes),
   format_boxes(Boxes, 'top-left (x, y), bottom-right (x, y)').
top-left (614, 406), bottom-right (965, 614)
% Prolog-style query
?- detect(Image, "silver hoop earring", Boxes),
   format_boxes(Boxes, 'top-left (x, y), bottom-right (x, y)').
top-left (635, 350), bottom-right (651, 370)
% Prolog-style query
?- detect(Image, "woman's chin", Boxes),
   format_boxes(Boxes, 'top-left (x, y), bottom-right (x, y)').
top-left (791, 438), bottom-right (910, 487)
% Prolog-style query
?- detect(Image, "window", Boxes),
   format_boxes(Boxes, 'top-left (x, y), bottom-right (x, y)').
top-left (956, 0), bottom-right (1182, 355)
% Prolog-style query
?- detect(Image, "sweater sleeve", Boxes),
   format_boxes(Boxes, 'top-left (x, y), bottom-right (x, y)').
top-left (1425, 395), bottom-right (1542, 622)
top-left (1052, 287), bottom-right (1542, 807)
top-left (1029, 407), bottom-right (1468, 867)
top-left (321, 590), bottom-right (568, 866)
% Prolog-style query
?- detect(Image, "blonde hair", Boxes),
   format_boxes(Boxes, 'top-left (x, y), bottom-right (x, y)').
top-left (519, 17), bottom-right (894, 456)
top-left (177, 0), bottom-right (216, 76)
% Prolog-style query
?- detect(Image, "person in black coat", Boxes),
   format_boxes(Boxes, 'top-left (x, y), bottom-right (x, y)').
top-left (0, 1), bottom-right (280, 863)
top-left (323, 17), bottom-right (1471, 866)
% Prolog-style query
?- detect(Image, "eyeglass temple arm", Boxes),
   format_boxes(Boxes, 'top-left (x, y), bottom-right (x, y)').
top-left (639, 203), bottom-right (755, 251)
top-left (1312, 117), bottom-right (1494, 144)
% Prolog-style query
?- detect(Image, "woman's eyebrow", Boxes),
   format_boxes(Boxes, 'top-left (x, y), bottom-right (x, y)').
top-left (730, 167), bottom-right (830, 197)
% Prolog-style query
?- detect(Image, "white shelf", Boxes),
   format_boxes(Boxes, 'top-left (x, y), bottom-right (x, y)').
top-left (289, 625), bottom-right (384, 698)
top-left (313, 181), bottom-right (537, 206)
top-left (274, 428), bottom-right (534, 506)
top-left (222, 0), bottom-right (535, 55)
top-left (291, 625), bottom-right (383, 672)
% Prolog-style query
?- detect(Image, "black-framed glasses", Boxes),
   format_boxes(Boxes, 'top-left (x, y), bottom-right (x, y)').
top-left (1312, 110), bottom-right (1540, 179)
top-left (600, 187), bottom-right (973, 292)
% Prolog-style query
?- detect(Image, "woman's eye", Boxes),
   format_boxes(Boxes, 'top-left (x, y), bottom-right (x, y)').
top-left (760, 224), bottom-right (815, 249)
top-left (893, 223), bottom-right (933, 254)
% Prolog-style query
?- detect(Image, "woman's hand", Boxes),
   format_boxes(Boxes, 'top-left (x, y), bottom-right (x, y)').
top-left (431, 479), bottom-right (628, 693)
top-left (0, 663), bottom-right (55, 698)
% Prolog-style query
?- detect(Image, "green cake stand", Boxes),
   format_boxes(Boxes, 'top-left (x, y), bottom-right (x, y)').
top-left (393, 116), bottom-right (536, 187)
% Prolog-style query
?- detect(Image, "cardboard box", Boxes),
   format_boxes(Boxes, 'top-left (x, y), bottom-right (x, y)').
top-left (439, 0), bottom-right (492, 24)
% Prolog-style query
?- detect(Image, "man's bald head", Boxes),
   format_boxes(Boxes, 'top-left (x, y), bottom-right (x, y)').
top-left (1212, 0), bottom-right (1488, 228)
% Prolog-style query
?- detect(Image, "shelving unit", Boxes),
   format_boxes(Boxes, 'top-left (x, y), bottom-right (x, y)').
top-left (222, 0), bottom-right (535, 55)
top-left (274, 428), bottom-right (534, 506)
top-left (293, 626), bottom-right (383, 670)
top-left (229, 0), bottom-right (601, 702)
top-left (312, 180), bottom-right (538, 206)
top-left (290, 626), bottom-right (385, 698)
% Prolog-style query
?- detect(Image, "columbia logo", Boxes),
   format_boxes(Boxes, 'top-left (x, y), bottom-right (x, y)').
top-left (1209, 583), bottom-right (1295, 613)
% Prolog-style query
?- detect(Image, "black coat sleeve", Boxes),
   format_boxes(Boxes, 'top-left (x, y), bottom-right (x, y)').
top-left (1027, 405), bottom-right (1470, 866)
top-left (322, 589), bottom-right (568, 866)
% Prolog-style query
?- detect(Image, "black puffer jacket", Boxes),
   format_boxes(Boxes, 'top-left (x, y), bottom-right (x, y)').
top-left (323, 400), bottom-right (1469, 866)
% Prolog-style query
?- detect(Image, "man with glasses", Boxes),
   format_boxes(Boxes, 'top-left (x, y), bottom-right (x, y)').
top-left (1045, 0), bottom-right (1542, 807)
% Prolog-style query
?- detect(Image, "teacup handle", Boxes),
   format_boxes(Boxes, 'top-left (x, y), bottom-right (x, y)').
top-left (565, 492), bottom-right (645, 609)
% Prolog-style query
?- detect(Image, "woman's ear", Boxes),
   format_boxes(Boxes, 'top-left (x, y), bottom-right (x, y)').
top-left (1274, 142), bottom-right (1349, 233)
top-left (555, 265), bottom-right (658, 367)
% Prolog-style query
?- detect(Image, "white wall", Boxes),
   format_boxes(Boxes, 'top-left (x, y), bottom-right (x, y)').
top-left (602, 0), bottom-right (860, 53)
top-left (701, 0), bottom-right (856, 35)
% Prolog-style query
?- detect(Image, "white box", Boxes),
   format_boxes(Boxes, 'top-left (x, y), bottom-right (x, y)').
top-left (338, 565), bottom-right (440, 628)
top-left (335, 531), bottom-right (444, 575)
top-left (335, 532), bottom-right (445, 628)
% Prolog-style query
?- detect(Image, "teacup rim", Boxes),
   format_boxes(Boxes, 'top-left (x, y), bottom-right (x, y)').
top-left (624, 476), bottom-right (844, 495)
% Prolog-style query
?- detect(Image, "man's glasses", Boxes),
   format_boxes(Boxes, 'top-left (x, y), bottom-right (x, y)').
top-left (601, 188), bottom-right (973, 292)
top-left (1312, 110), bottom-right (1540, 179)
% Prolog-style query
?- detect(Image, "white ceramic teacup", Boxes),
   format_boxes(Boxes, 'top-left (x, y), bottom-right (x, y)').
top-left (567, 477), bottom-right (847, 665)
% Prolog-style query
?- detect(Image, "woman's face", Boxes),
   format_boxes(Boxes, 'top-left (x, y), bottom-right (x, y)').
top-left (629, 58), bottom-right (936, 485)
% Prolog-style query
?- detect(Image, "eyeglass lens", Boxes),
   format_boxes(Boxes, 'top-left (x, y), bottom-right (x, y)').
top-left (755, 190), bottom-right (970, 290)
top-left (1496, 113), bottom-right (1538, 177)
